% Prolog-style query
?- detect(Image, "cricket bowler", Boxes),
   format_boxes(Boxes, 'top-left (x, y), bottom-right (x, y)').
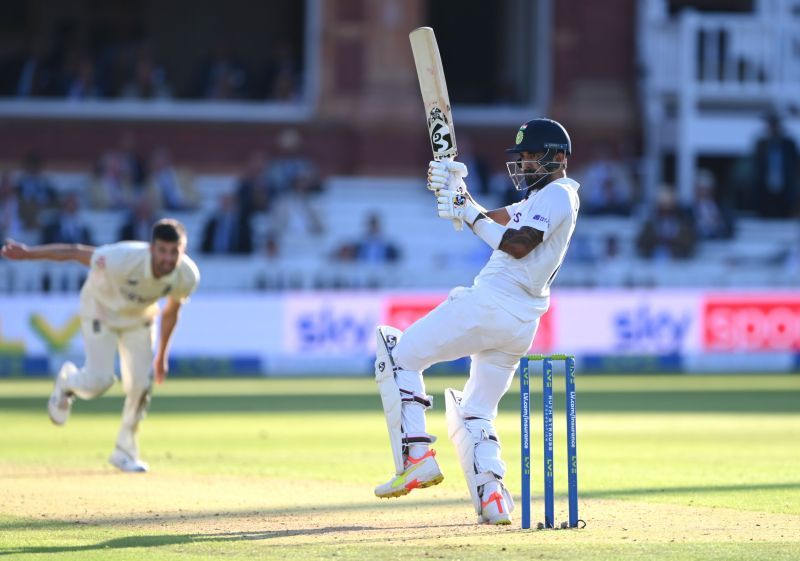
top-left (1, 218), bottom-right (199, 472)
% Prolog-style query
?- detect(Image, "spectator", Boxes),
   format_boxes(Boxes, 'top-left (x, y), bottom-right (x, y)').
top-left (117, 131), bottom-right (147, 187)
top-left (201, 193), bottom-right (253, 255)
top-left (64, 53), bottom-right (101, 100)
top-left (0, 172), bottom-right (23, 241)
top-left (272, 166), bottom-right (324, 236)
top-left (264, 233), bottom-right (281, 260)
top-left (257, 42), bottom-right (301, 101)
top-left (41, 192), bottom-right (93, 245)
top-left (636, 187), bottom-right (696, 260)
top-left (235, 150), bottom-right (272, 219)
top-left (266, 128), bottom-right (322, 196)
top-left (118, 196), bottom-right (157, 242)
top-left (147, 147), bottom-right (199, 211)
top-left (752, 110), bottom-right (799, 218)
top-left (354, 213), bottom-right (400, 263)
top-left (193, 39), bottom-right (249, 100)
top-left (333, 214), bottom-right (400, 264)
top-left (693, 169), bottom-right (734, 240)
top-left (14, 36), bottom-right (57, 97)
top-left (87, 151), bottom-right (137, 210)
top-left (120, 45), bottom-right (171, 100)
top-left (14, 151), bottom-right (57, 230)
top-left (575, 142), bottom-right (635, 215)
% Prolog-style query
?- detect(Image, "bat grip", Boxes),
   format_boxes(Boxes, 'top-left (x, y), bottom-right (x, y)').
top-left (441, 156), bottom-right (464, 232)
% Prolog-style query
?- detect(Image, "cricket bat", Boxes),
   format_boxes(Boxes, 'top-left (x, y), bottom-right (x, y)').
top-left (409, 26), bottom-right (462, 231)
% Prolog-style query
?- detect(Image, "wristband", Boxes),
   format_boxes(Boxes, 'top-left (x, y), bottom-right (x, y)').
top-left (472, 217), bottom-right (505, 249)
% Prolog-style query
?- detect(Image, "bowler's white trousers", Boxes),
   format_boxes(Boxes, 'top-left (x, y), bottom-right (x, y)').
top-left (392, 285), bottom-right (547, 477)
top-left (64, 318), bottom-right (155, 458)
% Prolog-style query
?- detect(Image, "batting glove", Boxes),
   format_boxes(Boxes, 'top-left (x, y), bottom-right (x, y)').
top-left (427, 160), bottom-right (469, 193)
top-left (437, 189), bottom-right (481, 225)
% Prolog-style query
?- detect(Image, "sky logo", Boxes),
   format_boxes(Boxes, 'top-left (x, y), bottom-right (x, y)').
top-left (613, 305), bottom-right (692, 353)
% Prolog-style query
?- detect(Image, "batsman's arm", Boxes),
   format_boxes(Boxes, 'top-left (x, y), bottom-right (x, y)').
top-left (154, 296), bottom-right (183, 384)
top-left (1, 239), bottom-right (94, 266)
top-left (497, 226), bottom-right (544, 259)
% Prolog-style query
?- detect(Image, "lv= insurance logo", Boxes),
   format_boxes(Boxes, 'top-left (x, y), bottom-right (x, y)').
top-left (0, 313), bottom-right (81, 355)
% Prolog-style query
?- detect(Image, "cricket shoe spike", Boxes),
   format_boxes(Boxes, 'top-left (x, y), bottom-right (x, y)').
top-left (374, 449), bottom-right (443, 498)
top-left (479, 479), bottom-right (514, 525)
top-left (48, 362), bottom-right (76, 426)
top-left (109, 447), bottom-right (150, 473)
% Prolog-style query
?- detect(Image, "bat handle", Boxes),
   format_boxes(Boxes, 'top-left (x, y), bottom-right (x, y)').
top-left (441, 156), bottom-right (464, 232)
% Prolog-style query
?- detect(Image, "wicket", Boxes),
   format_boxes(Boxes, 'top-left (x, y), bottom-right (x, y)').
top-left (519, 354), bottom-right (582, 530)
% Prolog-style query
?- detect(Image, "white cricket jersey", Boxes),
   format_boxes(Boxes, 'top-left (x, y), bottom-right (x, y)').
top-left (79, 242), bottom-right (200, 329)
top-left (473, 177), bottom-right (580, 321)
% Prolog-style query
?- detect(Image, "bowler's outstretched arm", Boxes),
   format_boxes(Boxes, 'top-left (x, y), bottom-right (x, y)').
top-left (1, 239), bottom-right (95, 266)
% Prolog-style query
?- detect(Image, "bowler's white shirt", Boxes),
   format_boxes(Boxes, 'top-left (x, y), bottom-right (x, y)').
top-left (80, 242), bottom-right (200, 329)
top-left (473, 178), bottom-right (580, 321)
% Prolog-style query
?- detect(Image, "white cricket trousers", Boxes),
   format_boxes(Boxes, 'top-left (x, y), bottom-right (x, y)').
top-left (393, 285), bottom-right (547, 477)
top-left (64, 319), bottom-right (155, 458)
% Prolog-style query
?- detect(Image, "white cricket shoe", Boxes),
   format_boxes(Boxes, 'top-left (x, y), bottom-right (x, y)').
top-left (374, 449), bottom-right (444, 498)
top-left (109, 447), bottom-right (150, 473)
top-left (47, 362), bottom-right (75, 426)
top-left (480, 480), bottom-right (513, 525)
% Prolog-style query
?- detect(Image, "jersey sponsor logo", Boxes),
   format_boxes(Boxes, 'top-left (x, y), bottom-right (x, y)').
top-left (530, 214), bottom-right (549, 226)
top-left (704, 297), bottom-right (800, 350)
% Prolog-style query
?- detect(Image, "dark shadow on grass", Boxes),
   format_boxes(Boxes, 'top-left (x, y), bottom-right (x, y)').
top-left (1, 389), bottom-right (799, 414)
top-left (0, 497), bottom-right (480, 533)
top-left (4, 480), bottom-right (799, 535)
top-left (0, 526), bottom-right (367, 556)
top-left (0, 519), bottom-right (475, 556)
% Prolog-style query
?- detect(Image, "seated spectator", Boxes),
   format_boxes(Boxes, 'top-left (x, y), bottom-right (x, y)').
top-left (693, 169), bottom-right (734, 240)
top-left (87, 150), bottom-right (137, 210)
top-left (14, 151), bottom-right (57, 230)
top-left (273, 167), bottom-right (324, 236)
top-left (333, 213), bottom-right (400, 263)
top-left (117, 131), bottom-right (147, 187)
top-left (118, 195), bottom-right (157, 242)
top-left (40, 191), bottom-right (93, 245)
top-left (266, 129), bottom-right (322, 196)
top-left (576, 142), bottom-right (635, 215)
top-left (264, 232), bottom-right (281, 260)
top-left (201, 193), bottom-right (253, 255)
top-left (636, 187), bottom-right (696, 260)
top-left (64, 52), bottom-right (101, 100)
top-left (0, 172), bottom-right (23, 241)
top-left (120, 45), bottom-right (171, 100)
top-left (257, 42), bottom-right (301, 101)
top-left (147, 147), bottom-right (199, 211)
top-left (14, 36), bottom-right (58, 97)
top-left (193, 39), bottom-right (249, 100)
top-left (235, 150), bottom-right (272, 219)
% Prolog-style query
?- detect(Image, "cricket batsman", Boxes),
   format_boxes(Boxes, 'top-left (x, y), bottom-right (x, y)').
top-left (1, 219), bottom-right (199, 472)
top-left (374, 119), bottom-right (580, 524)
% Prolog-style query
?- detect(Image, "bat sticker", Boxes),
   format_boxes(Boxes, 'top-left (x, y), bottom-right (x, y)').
top-left (428, 107), bottom-right (455, 156)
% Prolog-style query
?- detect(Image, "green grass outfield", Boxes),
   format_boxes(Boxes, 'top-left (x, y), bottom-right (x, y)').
top-left (1, 374), bottom-right (799, 560)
